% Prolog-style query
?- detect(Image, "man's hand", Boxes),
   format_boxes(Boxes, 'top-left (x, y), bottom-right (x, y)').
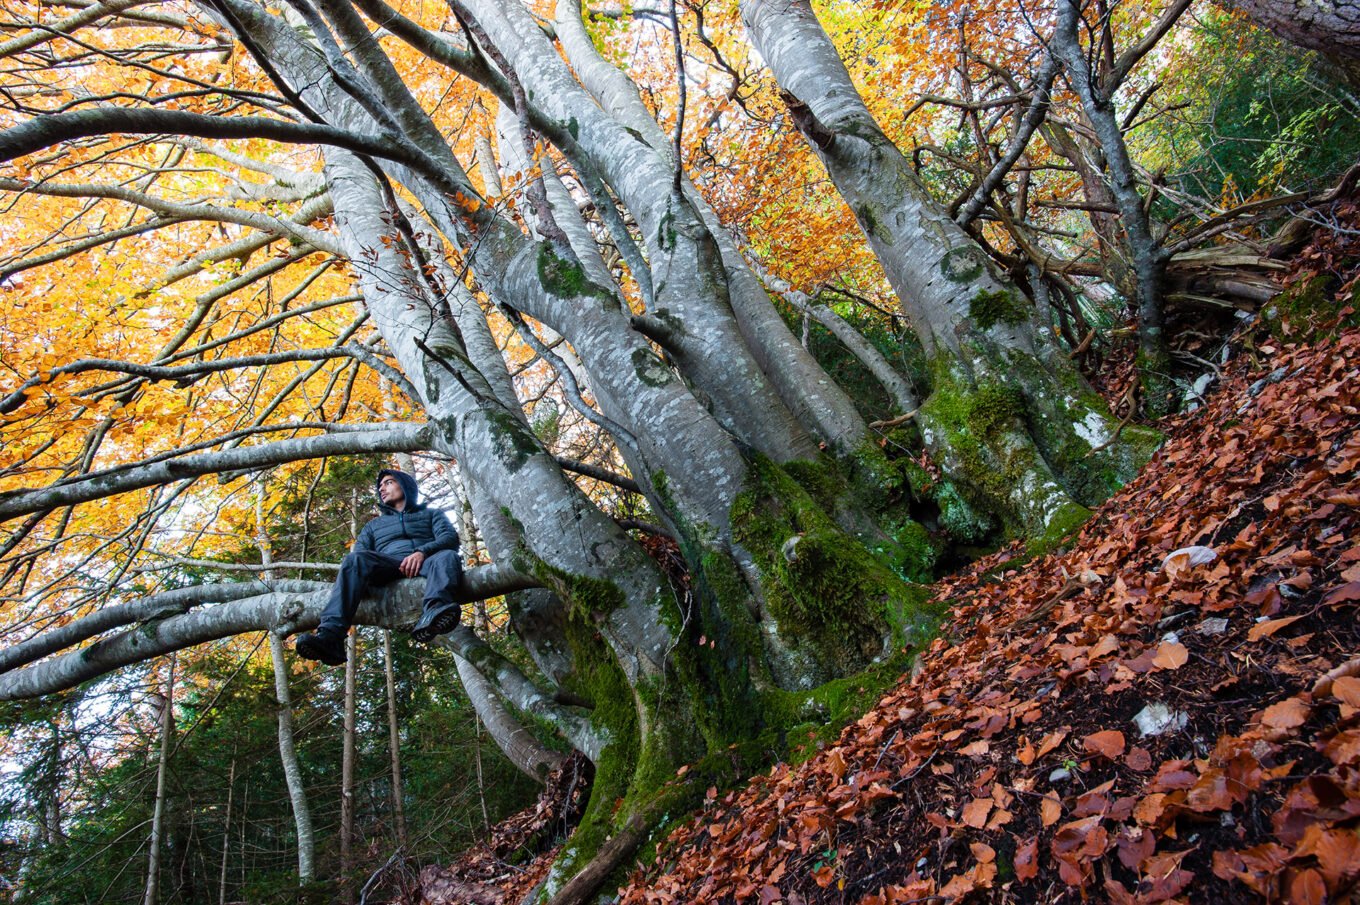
top-left (399, 551), bottom-right (425, 578)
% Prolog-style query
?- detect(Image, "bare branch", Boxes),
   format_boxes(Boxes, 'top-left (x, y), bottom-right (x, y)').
top-left (0, 177), bottom-right (342, 255)
top-left (0, 423), bottom-right (434, 523)
top-left (955, 55), bottom-right (1059, 228)
top-left (0, 0), bottom-right (148, 60)
top-left (553, 456), bottom-right (641, 494)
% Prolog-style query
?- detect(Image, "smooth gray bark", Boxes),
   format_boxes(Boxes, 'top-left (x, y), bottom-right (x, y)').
top-left (0, 566), bottom-right (537, 701)
top-left (552, 0), bottom-right (873, 457)
top-left (340, 632), bottom-right (357, 905)
top-left (142, 658), bottom-right (175, 905)
top-left (381, 629), bottom-right (409, 849)
top-left (453, 652), bottom-right (566, 781)
top-left (0, 581), bottom-right (327, 674)
top-left (459, 0), bottom-right (819, 463)
top-left (269, 634), bottom-right (315, 883)
top-left (0, 425), bottom-right (432, 524)
top-left (741, 0), bottom-right (1150, 529)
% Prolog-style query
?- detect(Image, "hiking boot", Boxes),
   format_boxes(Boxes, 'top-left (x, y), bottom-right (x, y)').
top-left (411, 600), bottom-right (460, 643)
top-left (295, 630), bottom-right (347, 665)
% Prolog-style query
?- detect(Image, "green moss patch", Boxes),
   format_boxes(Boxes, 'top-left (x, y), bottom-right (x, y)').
top-left (537, 243), bottom-right (613, 304)
top-left (484, 408), bottom-right (539, 474)
top-left (969, 287), bottom-right (1028, 330)
top-left (1264, 273), bottom-right (1360, 340)
top-left (731, 456), bottom-right (935, 673)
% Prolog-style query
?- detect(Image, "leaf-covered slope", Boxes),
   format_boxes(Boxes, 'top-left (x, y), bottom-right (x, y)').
top-left (614, 326), bottom-right (1360, 904)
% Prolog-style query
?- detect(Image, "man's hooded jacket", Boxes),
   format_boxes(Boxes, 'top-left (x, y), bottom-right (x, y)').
top-left (356, 469), bottom-right (460, 559)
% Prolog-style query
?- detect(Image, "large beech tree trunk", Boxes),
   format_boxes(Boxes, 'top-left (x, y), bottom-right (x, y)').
top-left (740, 0), bottom-right (1160, 538)
top-left (1223, 0), bottom-right (1360, 87)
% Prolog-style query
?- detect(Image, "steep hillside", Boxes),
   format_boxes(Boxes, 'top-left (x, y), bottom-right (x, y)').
top-left (412, 317), bottom-right (1360, 904)
top-left (609, 322), bottom-right (1360, 904)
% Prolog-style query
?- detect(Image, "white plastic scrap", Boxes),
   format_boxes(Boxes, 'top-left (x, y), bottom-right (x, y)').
top-left (1134, 703), bottom-right (1189, 737)
top-left (1161, 545), bottom-right (1218, 574)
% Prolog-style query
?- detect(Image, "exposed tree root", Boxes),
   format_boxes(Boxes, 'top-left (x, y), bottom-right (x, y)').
top-left (548, 813), bottom-right (649, 905)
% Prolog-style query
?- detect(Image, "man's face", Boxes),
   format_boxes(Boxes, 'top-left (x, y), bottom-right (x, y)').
top-left (378, 475), bottom-right (405, 508)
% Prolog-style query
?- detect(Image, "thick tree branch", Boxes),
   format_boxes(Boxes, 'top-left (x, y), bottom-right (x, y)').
top-left (553, 457), bottom-right (641, 494)
top-left (0, 580), bottom-right (328, 674)
top-left (955, 55), bottom-right (1059, 228)
top-left (0, 0), bottom-right (148, 60)
top-left (1, 346), bottom-right (410, 415)
top-left (0, 213), bottom-right (191, 282)
top-left (0, 423), bottom-right (434, 523)
top-left (0, 108), bottom-right (476, 222)
top-left (439, 625), bottom-right (601, 761)
top-left (0, 564), bottom-right (541, 701)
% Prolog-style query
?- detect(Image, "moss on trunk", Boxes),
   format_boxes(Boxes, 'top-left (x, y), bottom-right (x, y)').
top-left (730, 456), bottom-right (936, 684)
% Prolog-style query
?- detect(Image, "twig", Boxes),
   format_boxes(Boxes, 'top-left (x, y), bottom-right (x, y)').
top-left (873, 728), bottom-right (902, 771)
top-left (869, 409), bottom-right (919, 430)
top-left (358, 849), bottom-right (404, 905)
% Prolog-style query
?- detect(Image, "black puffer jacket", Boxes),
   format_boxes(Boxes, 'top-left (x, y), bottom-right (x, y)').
top-left (355, 469), bottom-right (460, 559)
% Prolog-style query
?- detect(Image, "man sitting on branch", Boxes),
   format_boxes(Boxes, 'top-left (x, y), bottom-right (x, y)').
top-left (294, 469), bottom-right (463, 665)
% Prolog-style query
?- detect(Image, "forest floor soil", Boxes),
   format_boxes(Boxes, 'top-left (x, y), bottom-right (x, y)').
top-left (416, 316), bottom-right (1360, 904)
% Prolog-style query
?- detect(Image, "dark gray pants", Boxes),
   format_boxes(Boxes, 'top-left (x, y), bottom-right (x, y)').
top-left (318, 549), bottom-right (462, 636)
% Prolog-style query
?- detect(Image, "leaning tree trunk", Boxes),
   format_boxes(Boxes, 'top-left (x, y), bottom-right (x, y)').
top-left (381, 630), bottom-right (409, 850)
top-left (453, 652), bottom-right (564, 781)
top-left (269, 633), bottom-right (315, 883)
top-left (741, 0), bottom-right (1161, 540)
top-left (1051, 0), bottom-right (1176, 415)
top-left (257, 480), bottom-right (316, 883)
top-left (218, 755), bottom-right (234, 905)
top-left (550, 0), bottom-right (882, 466)
top-left (142, 657), bottom-right (175, 905)
top-left (340, 631), bottom-right (358, 905)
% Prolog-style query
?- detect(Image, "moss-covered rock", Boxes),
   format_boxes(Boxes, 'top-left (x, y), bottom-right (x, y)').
top-left (1263, 273), bottom-right (1360, 340)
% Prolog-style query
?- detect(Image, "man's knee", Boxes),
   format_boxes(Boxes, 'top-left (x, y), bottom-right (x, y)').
top-left (422, 549), bottom-right (462, 579)
top-left (340, 549), bottom-right (384, 576)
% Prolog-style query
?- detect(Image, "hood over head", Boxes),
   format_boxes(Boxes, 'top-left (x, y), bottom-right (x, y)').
top-left (375, 468), bottom-right (422, 511)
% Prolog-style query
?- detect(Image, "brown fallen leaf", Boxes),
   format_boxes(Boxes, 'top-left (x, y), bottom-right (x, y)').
top-left (1152, 640), bottom-right (1190, 670)
top-left (1036, 728), bottom-right (1069, 758)
top-left (1290, 867), bottom-right (1327, 905)
top-left (961, 797), bottom-right (992, 828)
top-left (1040, 792), bottom-right (1062, 827)
top-left (1313, 657), bottom-right (1360, 697)
top-left (969, 841), bottom-right (996, 863)
top-left (1083, 730), bottom-right (1126, 759)
top-left (1247, 614), bottom-right (1305, 642)
top-left (1331, 675), bottom-right (1360, 708)
top-left (1014, 836), bottom-right (1039, 882)
top-left (1260, 697), bottom-right (1310, 730)
top-left (1125, 747), bottom-right (1153, 772)
top-left (1324, 581), bottom-right (1360, 605)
